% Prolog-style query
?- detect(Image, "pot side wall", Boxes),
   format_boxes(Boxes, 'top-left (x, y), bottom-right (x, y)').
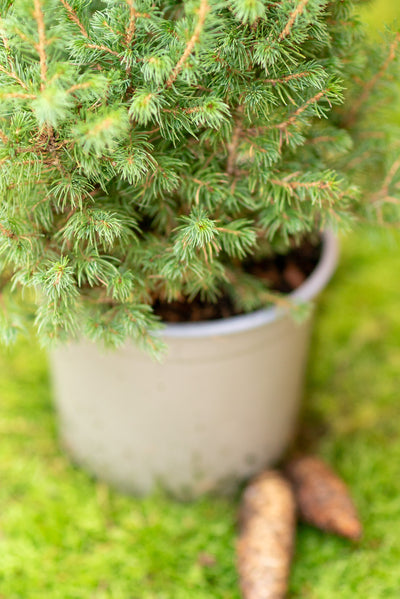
top-left (50, 311), bottom-right (313, 499)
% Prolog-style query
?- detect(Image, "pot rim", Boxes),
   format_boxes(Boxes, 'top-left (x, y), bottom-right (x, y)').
top-left (161, 230), bottom-right (339, 338)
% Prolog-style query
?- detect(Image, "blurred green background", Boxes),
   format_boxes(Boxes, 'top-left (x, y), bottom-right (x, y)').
top-left (1, 2), bottom-right (400, 598)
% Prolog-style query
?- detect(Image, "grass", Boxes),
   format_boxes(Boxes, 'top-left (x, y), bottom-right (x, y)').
top-left (290, 227), bottom-right (400, 598)
top-left (2, 228), bottom-right (400, 599)
top-left (2, 1), bottom-right (400, 597)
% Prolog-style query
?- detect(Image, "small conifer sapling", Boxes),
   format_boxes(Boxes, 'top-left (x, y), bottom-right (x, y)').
top-left (0, 0), bottom-right (399, 354)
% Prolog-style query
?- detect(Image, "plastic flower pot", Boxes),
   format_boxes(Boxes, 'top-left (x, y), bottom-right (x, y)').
top-left (50, 232), bottom-right (338, 499)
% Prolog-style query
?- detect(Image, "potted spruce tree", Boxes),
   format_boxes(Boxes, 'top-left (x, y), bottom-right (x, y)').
top-left (0, 0), bottom-right (399, 498)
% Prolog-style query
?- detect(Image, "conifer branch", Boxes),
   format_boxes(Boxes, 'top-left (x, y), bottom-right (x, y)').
top-left (125, 0), bottom-right (136, 46)
top-left (279, 0), bottom-right (310, 41)
top-left (166, 0), bottom-right (209, 87)
top-left (345, 150), bottom-right (373, 171)
top-left (65, 82), bottom-right (91, 94)
top-left (124, 1), bottom-right (150, 47)
top-left (0, 222), bottom-right (15, 239)
top-left (306, 135), bottom-right (337, 145)
top-left (226, 124), bottom-right (242, 175)
top-left (215, 227), bottom-right (240, 235)
top-left (0, 130), bottom-right (8, 144)
top-left (265, 71), bottom-right (311, 84)
top-left (59, 0), bottom-right (88, 37)
top-left (270, 178), bottom-right (333, 191)
top-left (344, 33), bottom-right (400, 128)
top-left (381, 157), bottom-right (400, 192)
top-left (85, 43), bottom-right (120, 58)
top-left (0, 65), bottom-right (28, 90)
top-left (259, 290), bottom-right (297, 311)
top-left (49, 139), bottom-right (67, 176)
top-left (0, 29), bottom-right (8, 48)
top-left (226, 269), bottom-right (297, 311)
top-left (267, 89), bottom-right (328, 149)
top-left (0, 92), bottom-right (36, 99)
top-left (226, 104), bottom-right (244, 175)
top-left (163, 106), bottom-right (201, 115)
top-left (212, 52), bottom-right (242, 77)
top-left (243, 138), bottom-right (268, 156)
top-left (14, 27), bottom-right (35, 46)
top-left (0, 32), bottom-right (14, 69)
top-left (370, 157), bottom-right (400, 204)
top-left (33, 0), bottom-right (47, 90)
top-left (273, 90), bottom-right (327, 130)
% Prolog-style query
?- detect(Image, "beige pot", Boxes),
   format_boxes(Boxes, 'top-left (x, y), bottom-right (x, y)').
top-left (50, 232), bottom-right (338, 499)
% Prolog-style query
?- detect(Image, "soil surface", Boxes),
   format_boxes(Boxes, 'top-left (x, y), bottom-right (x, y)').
top-left (154, 237), bottom-right (322, 323)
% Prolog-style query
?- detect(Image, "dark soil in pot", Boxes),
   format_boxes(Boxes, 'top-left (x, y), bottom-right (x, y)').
top-left (154, 237), bottom-right (322, 323)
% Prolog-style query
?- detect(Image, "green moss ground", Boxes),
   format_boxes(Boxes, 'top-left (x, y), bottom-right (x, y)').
top-left (2, 226), bottom-right (400, 599)
top-left (1, 2), bottom-right (400, 597)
